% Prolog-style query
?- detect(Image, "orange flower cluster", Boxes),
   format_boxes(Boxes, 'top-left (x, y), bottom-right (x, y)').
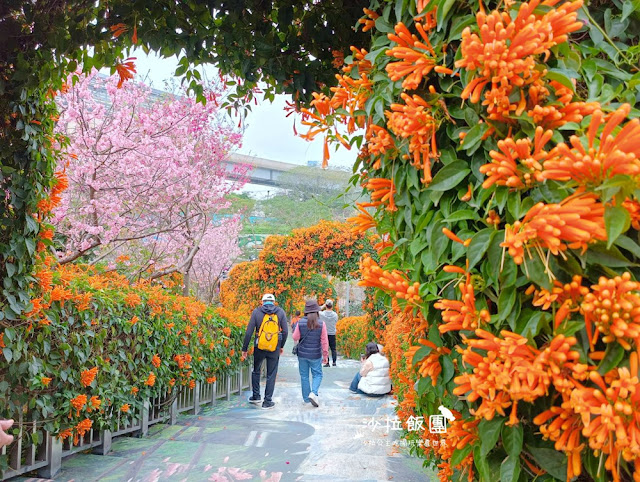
top-left (41, 376), bottom-right (52, 386)
top-left (502, 192), bottom-right (606, 265)
top-left (358, 8), bottom-right (379, 32)
top-left (347, 204), bottom-right (377, 234)
top-left (543, 104), bottom-right (640, 186)
top-left (624, 199), bottom-right (640, 230)
top-left (454, 330), bottom-right (585, 425)
top-left (479, 127), bottom-right (552, 189)
top-left (386, 93), bottom-right (438, 184)
top-left (581, 273), bottom-right (640, 350)
top-left (70, 394), bottom-right (87, 416)
top-left (124, 292), bottom-right (141, 307)
top-left (115, 57), bottom-right (136, 89)
top-left (73, 418), bottom-right (92, 446)
top-left (434, 416), bottom-right (479, 482)
top-left (36, 170), bottom-right (68, 217)
top-left (151, 354), bottom-right (161, 368)
top-left (457, 0), bottom-right (582, 121)
top-left (528, 80), bottom-right (597, 129)
top-left (144, 372), bottom-right (156, 386)
top-left (359, 255), bottom-right (421, 307)
top-left (88, 396), bottom-right (101, 411)
top-left (120, 403), bottom-right (130, 413)
top-left (407, 338), bottom-right (451, 386)
top-left (360, 177), bottom-right (397, 212)
top-left (80, 367), bottom-right (98, 387)
top-left (385, 22), bottom-right (437, 90)
top-left (435, 268), bottom-right (490, 333)
top-left (365, 125), bottom-right (394, 159)
top-left (536, 361), bottom-right (640, 481)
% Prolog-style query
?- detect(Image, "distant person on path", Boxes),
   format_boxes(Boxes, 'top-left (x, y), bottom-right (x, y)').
top-left (291, 310), bottom-right (301, 331)
top-left (320, 299), bottom-right (338, 367)
top-left (349, 342), bottom-right (391, 397)
top-left (0, 419), bottom-right (14, 448)
top-left (292, 299), bottom-right (329, 407)
top-left (241, 293), bottom-right (288, 410)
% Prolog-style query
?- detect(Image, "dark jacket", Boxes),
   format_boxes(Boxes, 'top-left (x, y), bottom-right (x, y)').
top-left (242, 304), bottom-right (288, 352)
top-left (296, 317), bottom-right (324, 360)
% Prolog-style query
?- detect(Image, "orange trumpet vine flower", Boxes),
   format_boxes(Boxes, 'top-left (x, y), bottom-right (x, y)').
top-left (502, 192), bottom-right (606, 266)
top-left (542, 104), bottom-right (640, 186)
top-left (479, 127), bottom-right (552, 189)
top-left (386, 22), bottom-right (437, 90)
top-left (581, 272), bottom-right (640, 350)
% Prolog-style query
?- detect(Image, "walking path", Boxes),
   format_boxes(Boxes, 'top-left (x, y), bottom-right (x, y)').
top-left (17, 339), bottom-right (433, 481)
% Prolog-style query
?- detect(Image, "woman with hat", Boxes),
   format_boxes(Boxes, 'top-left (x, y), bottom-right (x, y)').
top-left (349, 342), bottom-right (391, 397)
top-left (292, 299), bottom-right (329, 407)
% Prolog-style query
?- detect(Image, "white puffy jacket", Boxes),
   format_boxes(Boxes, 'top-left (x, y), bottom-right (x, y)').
top-left (358, 353), bottom-right (391, 395)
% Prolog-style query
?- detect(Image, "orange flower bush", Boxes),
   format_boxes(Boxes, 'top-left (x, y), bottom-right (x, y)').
top-left (3, 261), bottom-right (247, 447)
top-left (219, 221), bottom-right (375, 322)
top-left (336, 316), bottom-right (373, 359)
top-left (295, 0), bottom-right (640, 478)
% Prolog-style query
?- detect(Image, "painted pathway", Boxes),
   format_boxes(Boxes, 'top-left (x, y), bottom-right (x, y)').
top-left (17, 339), bottom-right (433, 482)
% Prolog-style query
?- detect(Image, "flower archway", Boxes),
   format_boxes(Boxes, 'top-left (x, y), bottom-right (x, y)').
top-left (218, 221), bottom-right (376, 324)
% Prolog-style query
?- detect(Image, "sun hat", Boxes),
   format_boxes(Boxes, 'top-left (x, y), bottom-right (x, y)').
top-left (304, 299), bottom-right (321, 313)
top-left (262, 293), bottom-right (275, 304)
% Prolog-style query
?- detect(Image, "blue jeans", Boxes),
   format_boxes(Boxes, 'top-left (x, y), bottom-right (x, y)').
top-left (298, 357), bottom-right (323, 402)
top-left (350, 372), bottom-right (386, 397)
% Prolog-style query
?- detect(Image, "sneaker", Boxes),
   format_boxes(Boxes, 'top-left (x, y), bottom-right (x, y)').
top-left (248, 396), bottom-right (261, 405)
top-left (332, 362), bottom-right (337, 367)
top-left (349, 389), bottom-right (358, 394)
top-left (323, 363), bottom-right (330, 368)
top-left (262, 400), bottom-right (275, 410)
top-left (308, 393), bottom-right (319, 407)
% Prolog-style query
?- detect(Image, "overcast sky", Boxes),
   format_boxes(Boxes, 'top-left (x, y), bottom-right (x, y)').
top-left (131, 52), bottom-right (358, 170)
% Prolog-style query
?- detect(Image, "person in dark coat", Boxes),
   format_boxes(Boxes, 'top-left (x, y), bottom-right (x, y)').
top-left (241, 293), bottom-right (288, 410)
top-left (292, 299), bottom-right (329, 407)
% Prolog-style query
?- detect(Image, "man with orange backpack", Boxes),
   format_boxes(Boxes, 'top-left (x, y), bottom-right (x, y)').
top-left (241, 293), bottom-right (288, 409)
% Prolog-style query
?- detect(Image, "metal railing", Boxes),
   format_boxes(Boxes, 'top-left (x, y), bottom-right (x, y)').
top-left (0, 365), bottom-right (251, 480)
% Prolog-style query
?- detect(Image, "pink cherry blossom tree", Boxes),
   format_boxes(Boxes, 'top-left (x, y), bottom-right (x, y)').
top-left (54, 70), bottom-right (248, 282)
top-left (190, 215), bottom-right (242, 302)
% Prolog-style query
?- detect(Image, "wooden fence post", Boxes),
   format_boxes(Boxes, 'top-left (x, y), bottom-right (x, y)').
top-left (192, 382), bottom-right (200, 415)
top-left (37, 434), bottom-right (62, 479)
top-left (93, 430), bottom-right (112, 455)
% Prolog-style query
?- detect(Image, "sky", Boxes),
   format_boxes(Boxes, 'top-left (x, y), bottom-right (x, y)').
top-left (131, 52), bottom-right (358, 169)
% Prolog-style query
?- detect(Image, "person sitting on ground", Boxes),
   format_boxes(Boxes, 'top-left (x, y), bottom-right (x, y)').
top-left (291, 310), bottom-right (301, 331)
top-left (349, 342), bottom-right (391, 397)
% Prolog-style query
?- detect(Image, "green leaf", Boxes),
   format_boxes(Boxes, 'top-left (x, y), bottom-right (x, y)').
top-left (436, 0), bottom-right (456, 30)
top-left (451, 444), bottom-right (473, 467)
top-left (479, 417), bottom-right (504, 456)
top-left (474, 445), bottom-right (491, 481)
top-left (375, 16), bottom-right (394, 33)
top-left (598, 342), bottom-right (625, 375)
top-left (412, 344), bottom-right (432, 366)
top-left (527, 446), bottom-right (567, 480)
top-left (461, 123), bottom-right (489, 151)
top-left (517, 311), bottom-right (549, 339)
top-left (3, 347), bottom-right (13, 363)
top-left (441, 355), bottom-right (454, 383)
top-left (428, 162), bottom-right (470, 191)
top-left (605, 206), bottom-right (630, 248)
top-left (444, 210), bottom-right (478, 222)
top-left (500, 455), bottom-right (521, 482)
top-left (545, 68), bottom-right (578, 91)
top-left (498, 285), bottom-right (517, 321)
top-left (502, 424), bottom-right (523, 457)
top-left (467, 228), bottom-right (495, 269)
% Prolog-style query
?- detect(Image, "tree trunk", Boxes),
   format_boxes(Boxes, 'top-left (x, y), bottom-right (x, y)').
top-left (183, 269), bottom-right (190, 297)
